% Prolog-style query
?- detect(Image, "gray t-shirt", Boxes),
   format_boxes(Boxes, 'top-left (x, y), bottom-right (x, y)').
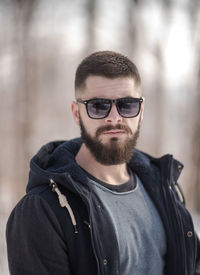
top-left (87, 172), bottom-right (167, 275)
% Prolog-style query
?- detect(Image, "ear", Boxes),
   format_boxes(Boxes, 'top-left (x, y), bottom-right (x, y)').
top-left (140, 97), bottom-right (145, 121)
top-left (71, 101), bottom-right (80, 126)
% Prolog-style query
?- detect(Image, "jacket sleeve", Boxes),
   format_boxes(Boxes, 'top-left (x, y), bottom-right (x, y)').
top-left (195, 233), bottom-right (200, 274)
top-left (6, 194), bottom-right (72, 275)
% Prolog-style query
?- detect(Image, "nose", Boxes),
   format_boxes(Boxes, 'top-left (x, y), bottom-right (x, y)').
top-left (105, 103), bottom-right (122, 123)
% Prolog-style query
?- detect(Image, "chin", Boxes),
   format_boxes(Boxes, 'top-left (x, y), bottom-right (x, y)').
top-left (103, 137), bottom-right (126, 148)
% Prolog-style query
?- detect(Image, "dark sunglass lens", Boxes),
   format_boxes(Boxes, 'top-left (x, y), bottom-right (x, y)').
top-left (87, 99), bottom-right (110, 118)
top-left (117, 98), bottom-right (140, 117)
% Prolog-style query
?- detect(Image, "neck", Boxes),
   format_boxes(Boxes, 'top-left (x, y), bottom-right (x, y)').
top-left (75, 143), bottom-right (130, 185)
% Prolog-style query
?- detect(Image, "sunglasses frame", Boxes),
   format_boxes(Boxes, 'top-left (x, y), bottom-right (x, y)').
top-left (77, 97), bottom-right (143, 119)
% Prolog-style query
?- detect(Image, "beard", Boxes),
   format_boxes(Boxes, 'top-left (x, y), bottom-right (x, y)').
top-left (79, 116), bottom-right (141, 165)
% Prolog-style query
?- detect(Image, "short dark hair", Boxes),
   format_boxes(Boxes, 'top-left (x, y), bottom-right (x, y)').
top-left (75, 51), bottom-right (141, 98)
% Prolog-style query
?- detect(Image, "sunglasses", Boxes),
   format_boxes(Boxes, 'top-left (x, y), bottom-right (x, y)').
top-left (77, 97), bottom-right (143, 119)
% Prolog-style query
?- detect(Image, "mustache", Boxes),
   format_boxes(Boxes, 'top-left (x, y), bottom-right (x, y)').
top-left (95, 124), bottom-right (132, 137)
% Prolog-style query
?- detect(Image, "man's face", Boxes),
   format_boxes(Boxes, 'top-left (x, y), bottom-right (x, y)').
top-left (72, 75), bottom-right (144, 165)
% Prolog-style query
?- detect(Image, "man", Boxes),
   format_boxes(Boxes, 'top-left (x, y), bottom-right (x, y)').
top-left (6, 51), bottom-right (200, 275)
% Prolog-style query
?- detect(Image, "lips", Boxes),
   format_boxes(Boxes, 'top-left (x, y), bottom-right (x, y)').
top-left (95, 124), bottom-right (132, 138)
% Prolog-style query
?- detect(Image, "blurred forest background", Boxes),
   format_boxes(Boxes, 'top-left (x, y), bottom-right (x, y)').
top-left (0, 0), bottom-right (200, 273)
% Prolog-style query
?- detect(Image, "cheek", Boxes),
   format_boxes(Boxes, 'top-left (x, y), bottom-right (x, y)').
top-left (128, 117), bottom-right (140, 132)
top-left (81, 115), bottom-right (100, 135)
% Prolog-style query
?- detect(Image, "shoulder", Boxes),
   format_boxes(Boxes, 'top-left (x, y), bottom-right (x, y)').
top-left (132, 149), bottom-right (183, 174)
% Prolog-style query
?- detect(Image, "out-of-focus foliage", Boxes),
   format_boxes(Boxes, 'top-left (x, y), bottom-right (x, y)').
top-left (1, 0), bottom-right (200, 274)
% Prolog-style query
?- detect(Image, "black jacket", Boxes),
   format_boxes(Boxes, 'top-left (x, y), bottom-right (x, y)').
top-left (6, 138), bottom-right (200, 275)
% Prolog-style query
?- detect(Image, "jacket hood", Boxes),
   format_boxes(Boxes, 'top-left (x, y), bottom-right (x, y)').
top-left (27, 138), bottom-right (87, 193)
top-left (26, 137), bottom-right (184, 194)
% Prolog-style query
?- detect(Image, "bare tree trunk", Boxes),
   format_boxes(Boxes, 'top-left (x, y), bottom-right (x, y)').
top-left (186, 0), bottom-right (200, 212)
top-left (126, 0), bottom-right (140, 58)
top-left (12, 0), bottom-right (38, 199)
top-left (84, 0), bottom-right (97, 55)
top-left (153, 44), bottom-right (166, 155)
top-left (193, 63), bottom-right (200, 212)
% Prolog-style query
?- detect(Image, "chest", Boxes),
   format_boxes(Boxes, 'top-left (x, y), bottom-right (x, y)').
top-left (91, 176), bottom-right (167, 275)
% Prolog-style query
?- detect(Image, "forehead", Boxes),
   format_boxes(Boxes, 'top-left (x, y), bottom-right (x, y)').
top-left (82, 75), bottom-right (140, 99)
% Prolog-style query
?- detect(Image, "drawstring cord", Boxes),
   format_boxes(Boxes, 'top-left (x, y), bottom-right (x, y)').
top-left (49, 178), bottom-right (78, 234)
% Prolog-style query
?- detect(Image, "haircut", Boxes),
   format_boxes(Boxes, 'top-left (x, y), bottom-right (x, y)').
top-left (75, 51), bottom-right (141, 98)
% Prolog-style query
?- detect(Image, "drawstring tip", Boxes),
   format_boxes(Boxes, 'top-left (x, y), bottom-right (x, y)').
top-left (49, 178), bottom-right (57, 191)
top-left (74, 225), bottom-right (78, 234)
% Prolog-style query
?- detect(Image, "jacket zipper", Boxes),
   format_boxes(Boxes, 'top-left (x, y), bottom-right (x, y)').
top-left (161, 156), bottom-right (187, 274)
top-left (168, 162), bottom-right (187, 275)
top-left (64, 173), bottom-right (101, 275)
